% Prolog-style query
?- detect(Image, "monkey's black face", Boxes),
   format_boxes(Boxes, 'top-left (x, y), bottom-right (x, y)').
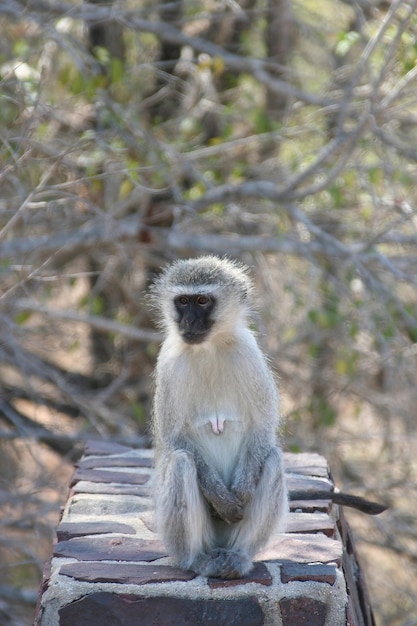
top-left (174, 294), bottom-right (216, 344)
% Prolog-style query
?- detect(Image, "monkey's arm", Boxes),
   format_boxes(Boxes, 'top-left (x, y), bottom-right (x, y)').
top-left (289, 490), bottom-right (388, 515)
top-left (230, 427), bottom-right (277, 505)
top-left (192, 452), bottom-right (245, 524)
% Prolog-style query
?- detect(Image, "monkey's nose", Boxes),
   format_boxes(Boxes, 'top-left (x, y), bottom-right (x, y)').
top-left (182, 314), bottom-right (197, 327)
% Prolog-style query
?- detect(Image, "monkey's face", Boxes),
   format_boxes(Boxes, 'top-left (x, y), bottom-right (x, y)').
top-left (174, 294), bottom-right (216, 344)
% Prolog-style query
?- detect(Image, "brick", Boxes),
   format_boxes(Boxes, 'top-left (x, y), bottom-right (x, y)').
top-left (280, 563), bottom-right (337, 585)
top-left (285, 512), bottom-right (335, 538)
top-left (71, 468), bottom-right (150, 485)
top-left (57, 521), bottom-right (136, 541)
top-left (289, 499), bottom-right (331, 513)
top-left (77, 455), bottom-right (153, 469)
top-left (54, 536), bottom-right (167, 562)
top-left (284, 453), bottom-right (329, 478)
top-left (257, 533), bottom-right (342, 566)
top-left (287, 475), bottom-right (333, 493)
top-left (84, 441), bottom-right (133, 456)
top-left (60, 562), bottom-right (197, 585)
top-left (73, 481), bottom-right (150, 497)
top-left (139, 511), bottom-right (155, 532)
top-left (59, 593), bottom-right (265, 626)
top-left (208, 562), bottom-right (272, 588)
top-left (280, 597), bottom-right (327, 626)
top-left (69, 495), bottom-right (148, 515)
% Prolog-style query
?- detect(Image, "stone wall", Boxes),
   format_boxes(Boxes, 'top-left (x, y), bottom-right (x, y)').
top-left (34, 441), bottom-right (375, 626)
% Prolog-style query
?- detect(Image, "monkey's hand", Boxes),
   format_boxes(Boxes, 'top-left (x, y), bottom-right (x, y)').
top-left (230, 469), bottom-right (258, 506)
top-left (208, 491), bottom-right (244, 524)
top-left (230, 485), bottom-right (254, 507)
top-left (199, 478), bottom-right (244, 523)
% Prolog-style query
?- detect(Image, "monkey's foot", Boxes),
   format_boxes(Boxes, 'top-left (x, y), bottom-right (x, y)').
top-left (192, 549), bottom-right (253, 579)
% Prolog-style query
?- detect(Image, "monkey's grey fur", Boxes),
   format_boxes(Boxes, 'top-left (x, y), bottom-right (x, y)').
top-left (149, 256), bottom-right (288, 579)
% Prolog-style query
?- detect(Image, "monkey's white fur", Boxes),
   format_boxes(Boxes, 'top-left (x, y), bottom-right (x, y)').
top-left (149, 256), bottom-right (288, 578)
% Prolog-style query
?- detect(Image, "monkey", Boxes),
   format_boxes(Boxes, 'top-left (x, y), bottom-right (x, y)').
top-left (148, 256), bottom-right (387, 580)
top-left (148, 255), bottom-right (288, 579)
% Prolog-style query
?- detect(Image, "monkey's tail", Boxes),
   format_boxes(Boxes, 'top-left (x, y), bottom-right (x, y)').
top-left (289, 490), bottom-right (388, 515)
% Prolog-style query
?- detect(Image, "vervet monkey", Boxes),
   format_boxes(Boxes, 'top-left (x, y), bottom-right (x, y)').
top-left (149, 256), bottom-right (288, 579)
top-left (148, 256), bottom-right (387, 579)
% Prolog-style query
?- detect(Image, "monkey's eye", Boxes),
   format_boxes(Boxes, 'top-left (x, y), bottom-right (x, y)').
top-left (177, 296), bottom-right (189, 306)
top-left (196, 295), bottom-right (210, 306)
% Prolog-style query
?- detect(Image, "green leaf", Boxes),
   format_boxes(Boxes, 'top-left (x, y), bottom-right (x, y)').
top-left (335, 31), bottom-right (360, 57)
top-left (335, 348), bottom-right (359, 377)
top-left (13, 39), bottom-right (30, 58)
top-left (90, 296), bottom-right (105, 316)
top-left (251, 108), bottom-right (273, 134)
top-left (328, 184), bottom-right (345, 209)
top-left (110, 58), bottom-right (125, 83)
top-left (310, 397), bottom-right (337, 427)
top-left (15, 311), bottom-right (31, 325)
top-left (131, 403), bottom-right (146, 428)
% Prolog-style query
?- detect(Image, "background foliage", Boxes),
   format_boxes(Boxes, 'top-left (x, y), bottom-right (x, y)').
top-left (1, 0), bottom-right (417, 624)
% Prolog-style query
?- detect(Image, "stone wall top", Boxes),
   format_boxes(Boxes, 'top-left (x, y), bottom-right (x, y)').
top-left (34, 442), bottom-right (375, 626)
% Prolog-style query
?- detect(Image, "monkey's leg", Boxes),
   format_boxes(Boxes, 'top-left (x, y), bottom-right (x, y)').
top-left (154, 450), bottom-right (214, 570)
top-left (191, 449), bottom-right (288, 580)
top-left (227, 447), bottom-right (288, 559)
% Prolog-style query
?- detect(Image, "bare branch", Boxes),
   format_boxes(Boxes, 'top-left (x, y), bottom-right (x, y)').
top-left (6, 0), bottom-right (332, 107)
top-left (150, 227), bottom-right (318, 258)
top-left (0, 215), bottom-right (143, 262)
top-left (11, 300), bottom-right (162, 342)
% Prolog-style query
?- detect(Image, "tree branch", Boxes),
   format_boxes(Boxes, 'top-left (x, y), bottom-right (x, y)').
top-left (11, 300), bottom-right (161, 342)
top-left (7, 0), bottom-right (333, 107)
top-left (0, 214), bottom-right (142, 262)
